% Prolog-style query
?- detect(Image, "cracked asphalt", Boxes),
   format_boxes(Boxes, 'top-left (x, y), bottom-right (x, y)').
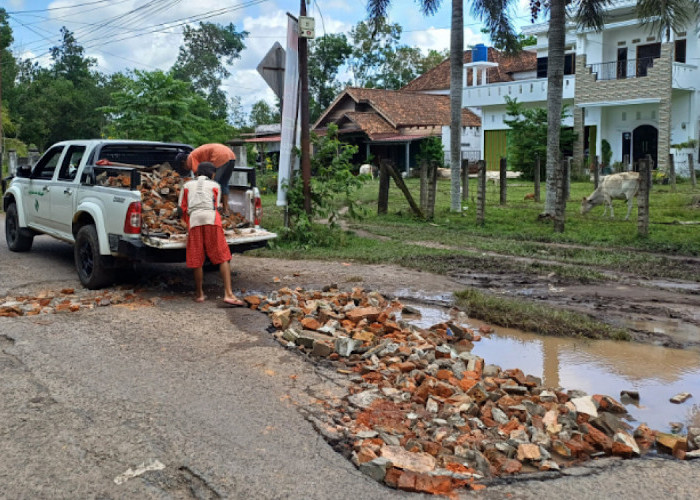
top-left (1, 222), bottom-right (698, 499)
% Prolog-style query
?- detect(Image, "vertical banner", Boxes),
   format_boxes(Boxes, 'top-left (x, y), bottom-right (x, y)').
top-left (277, 14), bottom-right (300, 207)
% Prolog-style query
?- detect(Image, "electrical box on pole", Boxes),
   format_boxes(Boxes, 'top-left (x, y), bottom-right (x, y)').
top-left (299, 16), bottom-right (315, 39)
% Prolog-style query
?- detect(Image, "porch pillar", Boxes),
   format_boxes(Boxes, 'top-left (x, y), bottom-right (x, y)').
top-left (366, 143), bottom-right (370, 161)
top-left (657, 43), bottom-right (674, 173)
top-left (573, 105), bottom-right (585, 177)
top-left (658, 97), bottom-right (672, 172)
top-left (405, 142), bottom-right (411, 176)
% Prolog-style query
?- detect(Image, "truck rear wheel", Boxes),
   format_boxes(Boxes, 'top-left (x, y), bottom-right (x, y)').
top-left (75, 225), bottom-right (114, 289)
top-left (5, 203), bottom-right (34, 252)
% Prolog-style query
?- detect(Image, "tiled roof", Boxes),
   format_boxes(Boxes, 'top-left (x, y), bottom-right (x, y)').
top-left (401, 48), bottom-right (537, 92)
top-left (313, 87), bottom-right (481, 141)
top-left (343, 112), bottom-right (396, 137)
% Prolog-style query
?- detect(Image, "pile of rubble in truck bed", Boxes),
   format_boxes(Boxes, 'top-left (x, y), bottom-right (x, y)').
top-left (242, 286), bottom-right (699, 495)
top-left (97, 163), bottom-right (249, 238)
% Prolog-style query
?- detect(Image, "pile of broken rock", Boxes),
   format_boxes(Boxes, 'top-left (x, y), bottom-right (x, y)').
top-left (243, 286), bottom-right (699, 495)
top-left (99, 164), bottom-right (248, 238)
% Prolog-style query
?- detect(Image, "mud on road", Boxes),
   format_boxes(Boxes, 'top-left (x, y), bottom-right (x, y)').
top-left (1, 227), bottom-right (699, 499)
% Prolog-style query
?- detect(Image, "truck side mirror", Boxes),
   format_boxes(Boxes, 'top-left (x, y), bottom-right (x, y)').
top-left (16, 165), bottom-right (31, 178)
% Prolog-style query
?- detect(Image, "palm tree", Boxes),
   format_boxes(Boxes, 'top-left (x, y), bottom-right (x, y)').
top-left (368, 0), bottom-right (519, 213)
top-left (637, 0), bottom-right (700, 41)
top-left (367, 1), bottom-right (608, 224)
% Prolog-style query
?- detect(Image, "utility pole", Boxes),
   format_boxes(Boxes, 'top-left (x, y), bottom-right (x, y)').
top-left (299, 0), bottom-right (312, 214)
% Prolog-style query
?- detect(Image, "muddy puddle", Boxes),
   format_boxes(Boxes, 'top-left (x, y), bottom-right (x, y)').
top-left (400, 302), bottom-right (700, 433)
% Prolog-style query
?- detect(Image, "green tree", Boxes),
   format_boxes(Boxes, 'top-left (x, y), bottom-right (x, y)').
top-left (100, 70), bottom-right (232, 144)
top-left (285, 124), bottom-right (362, 246)
top-left (249, 100), bottom-right (280, 127)
top-left (11, 28), bottom-right (110, 149)
top-left (504, 96), bottom-right (574, 180)
top-left (481, 29), bottom-right (537, 51)
top-left (309, 33), bottom-right (352, 121)
top-left (349, 18), bottom-right (403, 88)
top-left (171, 22), bottom-right (248, 120)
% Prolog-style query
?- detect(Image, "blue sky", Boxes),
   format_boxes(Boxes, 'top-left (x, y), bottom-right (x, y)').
top-left (5, 0), bottom-right (533, 113)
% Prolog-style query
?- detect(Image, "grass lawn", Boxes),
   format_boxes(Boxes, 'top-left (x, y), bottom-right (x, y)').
top-left (256, 175), bottom-right (700, 282)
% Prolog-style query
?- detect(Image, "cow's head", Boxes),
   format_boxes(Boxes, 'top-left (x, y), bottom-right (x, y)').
top-left (580, 196), bottom-right (594, 215)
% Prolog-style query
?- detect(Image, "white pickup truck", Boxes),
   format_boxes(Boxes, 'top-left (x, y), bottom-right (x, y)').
top-left (3, 140), bottom-right (276, 289)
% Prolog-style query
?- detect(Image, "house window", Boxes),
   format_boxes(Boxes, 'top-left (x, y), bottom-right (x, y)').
top-left (675, 39), bottom-right (687, 63)
top-left (536, 54), bottom-right (576, 78)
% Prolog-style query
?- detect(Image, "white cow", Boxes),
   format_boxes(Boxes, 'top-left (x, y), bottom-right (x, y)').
top-left (359, 164), bottom-right (375, 179)
top-left (580, 172), bottom-right (640, 220)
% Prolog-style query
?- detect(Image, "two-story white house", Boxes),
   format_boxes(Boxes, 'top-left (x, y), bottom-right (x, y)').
top-left (460, 0), bottom-right (699, 176)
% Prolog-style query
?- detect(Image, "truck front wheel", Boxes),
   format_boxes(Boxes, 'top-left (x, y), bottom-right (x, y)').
top-left (75, 225), bottom-right (114, 289)
top-left (5, 203), bottom-right (34, 252)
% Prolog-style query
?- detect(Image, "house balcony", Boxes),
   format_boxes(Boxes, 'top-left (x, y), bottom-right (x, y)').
top-left (585, 57), bottom-right (697, 91)
top-left (586, 57), bottom-right (658, 81)
top-left (463, 75), bottom-right (575, 107)
top-left (673, 62), bottom-right (698, 90)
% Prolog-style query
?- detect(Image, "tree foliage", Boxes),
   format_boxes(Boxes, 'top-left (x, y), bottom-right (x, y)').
top-left (10, 28), bottom-right (110, 149)
top-left (349, 17), bottom-right (446, 90)
top-left (285, 124), bottom-right (363, 247)
top-left (504, 96), bottom-right (574, 181)
top-left (248, 100), bottom-right (280, 127)
top-left (171, 22), bottom-right (247, 120)
top-left (100, 70), bottom-right (233, 144)
top-left (309, 33), bottom-right (352, 121)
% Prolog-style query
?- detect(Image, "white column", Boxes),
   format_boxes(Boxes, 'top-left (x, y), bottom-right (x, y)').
top-left (481, 68), bottom-right (487, 85)
top-left (473, 67), bottom-right (478, 87)
top-left (405, 142), bottom-right (410, 175)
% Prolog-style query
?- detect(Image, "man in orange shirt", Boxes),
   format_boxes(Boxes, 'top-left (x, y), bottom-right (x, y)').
top-left (175, 144), bottom-right (236, 213)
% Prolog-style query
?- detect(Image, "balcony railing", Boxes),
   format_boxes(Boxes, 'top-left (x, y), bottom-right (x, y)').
top-left (587, 56), bottom-right (658, 81)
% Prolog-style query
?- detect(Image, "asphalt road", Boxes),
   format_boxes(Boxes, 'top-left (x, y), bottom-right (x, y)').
top-left (1, 222), bottom-right (698, 499)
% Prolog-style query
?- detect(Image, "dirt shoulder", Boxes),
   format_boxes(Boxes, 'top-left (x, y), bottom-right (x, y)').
top-left (230, 253), bottom-right (700, 350)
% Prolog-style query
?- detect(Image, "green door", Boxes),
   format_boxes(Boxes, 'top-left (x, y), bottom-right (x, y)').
top-left (484, 130), bottom-right (507, 171)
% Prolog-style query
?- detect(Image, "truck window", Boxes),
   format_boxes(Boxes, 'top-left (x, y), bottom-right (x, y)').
top-left (58, 145), bottom-right (86, 181)
top-left (32, 146), bottom-right (64, 180)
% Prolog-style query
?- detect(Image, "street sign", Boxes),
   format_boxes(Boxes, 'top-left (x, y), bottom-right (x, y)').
top-left (256, 42), bottom-right (286, 100)
top-left (299, 16), bottom-right (315, 39)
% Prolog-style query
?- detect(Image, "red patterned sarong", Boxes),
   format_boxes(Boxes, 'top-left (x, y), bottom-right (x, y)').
top-left (186, 225), bottom-right (231, 268)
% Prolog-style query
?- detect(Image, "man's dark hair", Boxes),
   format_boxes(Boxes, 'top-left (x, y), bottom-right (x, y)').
top-left (197, 162), bottom-right (216, 178)
top-left (173, 152), bottom-right (189, 176)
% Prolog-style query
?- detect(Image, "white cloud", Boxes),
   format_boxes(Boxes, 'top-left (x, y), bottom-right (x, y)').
top-left (407, 26), bottom-right (486, 54)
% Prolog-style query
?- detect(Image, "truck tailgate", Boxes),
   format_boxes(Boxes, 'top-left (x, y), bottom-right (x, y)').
top-left (141, 227), bottom-right (277, 250)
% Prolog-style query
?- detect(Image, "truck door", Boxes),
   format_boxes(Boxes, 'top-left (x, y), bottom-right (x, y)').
top-left (24, 146), bottom-right (65, 231)
top-left (51, 145), bottom-right (86, 238)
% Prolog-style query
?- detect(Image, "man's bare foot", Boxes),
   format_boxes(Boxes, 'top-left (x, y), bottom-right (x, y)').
top-left (194, 296), bottom-right (206, 303)
top-left (223, 297), bottom-right (245, 307)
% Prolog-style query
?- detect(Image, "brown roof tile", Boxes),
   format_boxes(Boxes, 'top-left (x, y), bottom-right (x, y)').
top-left (313, 87), bottom-right (480, 140)
top-left (402, 48), bottom-right (537, 92)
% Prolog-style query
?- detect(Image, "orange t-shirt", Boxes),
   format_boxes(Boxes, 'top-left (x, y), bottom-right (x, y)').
top-left (187, 143), bottom-right (236, 173)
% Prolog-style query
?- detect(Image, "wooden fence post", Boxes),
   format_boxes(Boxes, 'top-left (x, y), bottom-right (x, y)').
top-left (461, 159), bottom-right (469, 202)
top-left (638, 157), bottom-right (651, 237)
top-left (534, 153), bottom-right (541, 202)
top-left (427, 161), bottom-right (437, 219)
top-left (669, 153), bottom-right (676, 192)
top-left (499, 157), bottom-right (507, 206)
top-left (689, 153), bottom-right (697, 188)
top-left (378, 161), bottom-right (389, 215)
top-left (593, 155), bottom-right (600, 189)
top-left (420, 160), bottom-right (428, 214)
top-left (477, 160), bottom-right (486, 226)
